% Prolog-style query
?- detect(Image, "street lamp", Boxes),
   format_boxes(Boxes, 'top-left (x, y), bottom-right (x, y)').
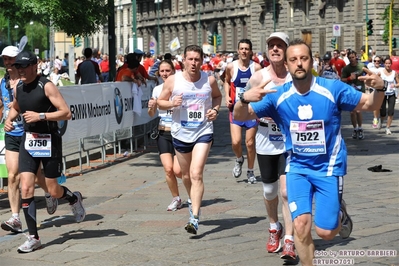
top-left (29, 21), bottom-right (34, 52)
top-left (155, 0), bottom-right (163, 55)
top-left (132, 0), bottom-right (137, 51)
top-left (14, 25), bottom-right (19, 46)
top-left (198, 0), bottom-right (201, 46)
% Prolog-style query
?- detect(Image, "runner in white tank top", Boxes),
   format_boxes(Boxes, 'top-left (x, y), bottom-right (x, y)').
top-left (157, 45), bottom-right (222, 235)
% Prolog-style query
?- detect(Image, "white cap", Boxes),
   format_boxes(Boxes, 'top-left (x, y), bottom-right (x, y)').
top-left (1, 46), bottom-right (19, 57)
top-left (266, 32), bottom-right (289, 47)
top-left (205, 57), bottom-right (210, 62)
top-left (176, 55), bottom-right (182, 62)
top-left (227, 53), bottom-right (234, 57)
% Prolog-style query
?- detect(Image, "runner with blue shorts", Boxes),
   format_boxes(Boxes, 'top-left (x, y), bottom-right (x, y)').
top-left (233, 39), bottom-right (387, 266)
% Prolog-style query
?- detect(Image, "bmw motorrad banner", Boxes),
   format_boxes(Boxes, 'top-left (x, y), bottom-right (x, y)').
top-left (59, 81), bottom-right (156, 142)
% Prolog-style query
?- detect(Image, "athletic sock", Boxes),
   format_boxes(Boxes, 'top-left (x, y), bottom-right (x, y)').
top-left (22, 197), bottom-right (38, 239)
top-left (270, 222), bottom-right (280, 230)
top-left (61, 186), bottom-right (78, 204)
top-left (284, 235), bottom-right (294, 242)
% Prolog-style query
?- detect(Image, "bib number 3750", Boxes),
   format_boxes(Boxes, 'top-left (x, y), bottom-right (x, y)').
top-left (24, 132), bottom-right (52, 157)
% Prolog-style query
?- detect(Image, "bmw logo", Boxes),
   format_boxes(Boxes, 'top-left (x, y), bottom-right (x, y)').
top-left (58, 120), bottom-right (68, 136)
top-left (114, 87), bottom-right (123, 124)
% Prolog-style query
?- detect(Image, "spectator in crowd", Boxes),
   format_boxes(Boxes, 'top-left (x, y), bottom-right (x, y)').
top-left (143, 52), bottom-right (154, 73)
top-left (75, 48), bottom-right (103, 85)
top-left (61, 53), bottom-right (68, 74)
top-left (330, 49), bottom-right (346, 77)
top-left (99, 53), bottom-right (110, 82)
top-left (53, 56), bottom-right (62, 71)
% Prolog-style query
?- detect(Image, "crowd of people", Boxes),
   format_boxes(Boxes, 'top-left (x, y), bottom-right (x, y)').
top-left (0, 35), bottom-right (396, 266)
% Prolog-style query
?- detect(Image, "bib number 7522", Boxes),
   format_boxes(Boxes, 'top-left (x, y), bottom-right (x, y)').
top-left (296, 132), bottom-right (319, 141)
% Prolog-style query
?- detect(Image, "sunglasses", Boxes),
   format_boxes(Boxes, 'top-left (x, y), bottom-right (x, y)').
top-left (14, 64), bottom-right (32, 69)
top-left (374, 60), bottom-right (380, 62)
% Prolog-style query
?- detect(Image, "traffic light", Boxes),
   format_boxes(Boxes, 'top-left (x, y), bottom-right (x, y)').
top-left (330, 38), bottom-right (336, 49)
top-left (367, 19), bottom-right (373, 36)
top-left (216, 34), bottom-right (222, 46)
top-left (393, 37), bottom-right (397, 49)
top-left (208, 34), bottom-right (214, 46)
top-left (74, 36), bottom-right (82, 47)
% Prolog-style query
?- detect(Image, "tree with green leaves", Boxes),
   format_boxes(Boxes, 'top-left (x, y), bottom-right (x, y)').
top-left (0, 0), bottom-right (110, 37)
top-left (381, 3), bottom-right (399, 44)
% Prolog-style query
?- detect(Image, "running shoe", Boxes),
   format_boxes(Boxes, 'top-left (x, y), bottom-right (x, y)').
top-left (339, 199), bottom-right (353, 239)
top-left (1, 216), bottom-right (22, 233)
top-left (267, 224), bottom-right (284, 253)
top-left (280, 239), bottom-right (297, 260)
top-left (232, 156), bottom-right (244, 178)
top-left (351, 130), bottom-right (357, 139)
top-left (247, 171), bottom-right (257, 184)
top-left (45, 193), bottom-right (58, 215)
top-left (357, 129), bottom-right (364, 140)
top-left (372, 119), bottom-right (378, 129)
top-left (17, 234), bottom-right (42, 253)
top-left (70, 191), bottom-right (86, 223)
top-left (167, 197), bottom-right (182, 211)
top-left (386, 128), bottom-right (392, 135)
top-left (185, 216), bottom-right (199, 235)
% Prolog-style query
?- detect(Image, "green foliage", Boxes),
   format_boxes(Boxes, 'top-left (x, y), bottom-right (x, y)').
top-left (382, 3), bottom-right (399, 44)
top-left (0, 0), bottom-right (110, 36)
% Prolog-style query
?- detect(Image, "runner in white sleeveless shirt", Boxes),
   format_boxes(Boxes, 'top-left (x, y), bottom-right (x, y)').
top-left (148, 60), bottom-right (186, 212)
top-left (157, 45), bottom-right (222, 235)
top-left (248, 32), bottom-right (296, 260)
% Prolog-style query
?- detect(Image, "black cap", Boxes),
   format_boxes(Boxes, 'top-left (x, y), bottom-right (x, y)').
top-left (323, 53), bottom-right (331, 60)
top-left (13, 51), bottom-right (37, 66)
top-left (164, 53), bottom-right (172, 60)
top-left (126, 53), bottom-right (140, 69)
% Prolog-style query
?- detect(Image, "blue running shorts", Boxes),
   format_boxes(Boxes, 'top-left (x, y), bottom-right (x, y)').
top-left (286, 173), bottom-right (343, 230)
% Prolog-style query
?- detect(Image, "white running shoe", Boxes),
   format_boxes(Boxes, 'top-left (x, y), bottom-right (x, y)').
top-left (1, 216), bottom-right (22, 233)
top-left (339, 199), bottom-right (353, 239)
top-left (45, 193), bottom-right (58, 215)
top-left (167, 197), bottom-right (182, 211)
top-left (70, 192), bottom-right (86, 223)
top-left (247, 171), bottom-right (257, 184)
top-left (386, 128), bottom-right (392, 135)
top-left (17, 234), bottom-right (42, 253)
top-left (232, 156), bottom-right (244, 178)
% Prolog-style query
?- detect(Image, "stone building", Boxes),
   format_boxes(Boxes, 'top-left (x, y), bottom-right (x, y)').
top-left (88, 0), bottom-right (397, 57)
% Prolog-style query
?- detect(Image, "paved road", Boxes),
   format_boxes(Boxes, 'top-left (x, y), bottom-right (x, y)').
top-left (0, 100), bottom-right (398, 266)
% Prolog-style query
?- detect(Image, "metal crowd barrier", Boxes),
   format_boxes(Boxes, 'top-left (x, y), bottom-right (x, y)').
top-left (62, 120), bottom-right (157, 175)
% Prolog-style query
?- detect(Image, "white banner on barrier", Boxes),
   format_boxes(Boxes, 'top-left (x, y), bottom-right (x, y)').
top-left (59, 81), bottom-right (158, 142)
top-left (133, 81), bottom-right (157, 126)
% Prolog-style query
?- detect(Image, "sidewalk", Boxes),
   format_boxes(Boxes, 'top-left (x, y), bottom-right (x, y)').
top-left (0, 104), bottom-right (398, 266)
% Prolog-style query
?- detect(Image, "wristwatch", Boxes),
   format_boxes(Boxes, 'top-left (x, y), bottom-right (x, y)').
top-left (39, 112), bottom-right (46, 121)
top-left (239, 93), bottom-right (250, 104)
top-left (375, 80), bottom-right (388, 92)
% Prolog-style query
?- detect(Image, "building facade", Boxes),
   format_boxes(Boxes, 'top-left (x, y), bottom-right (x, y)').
top-left (85, 0), bottom-right (397, 58)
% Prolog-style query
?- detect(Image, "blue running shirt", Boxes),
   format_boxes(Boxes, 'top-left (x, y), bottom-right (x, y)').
top-left (251, 77), bottom-right (362, 177)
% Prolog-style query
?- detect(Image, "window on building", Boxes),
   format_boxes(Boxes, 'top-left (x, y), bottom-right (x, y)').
top-left (289, 2), bottom-right (294, 26)
top-left (128, 9), bottom-right (130, 25)
top-left (304, 0), bottom-right (310, 24)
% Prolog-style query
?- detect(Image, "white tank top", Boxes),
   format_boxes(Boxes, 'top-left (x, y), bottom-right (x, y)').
top-left (152, 84), bottom-right (173, 128)
top-left (171, 71), bottom-right (213, 142)
top-left (380, 70), bottom-right (397, 96)
top-left (255, 67), bottom-right (292, 155)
